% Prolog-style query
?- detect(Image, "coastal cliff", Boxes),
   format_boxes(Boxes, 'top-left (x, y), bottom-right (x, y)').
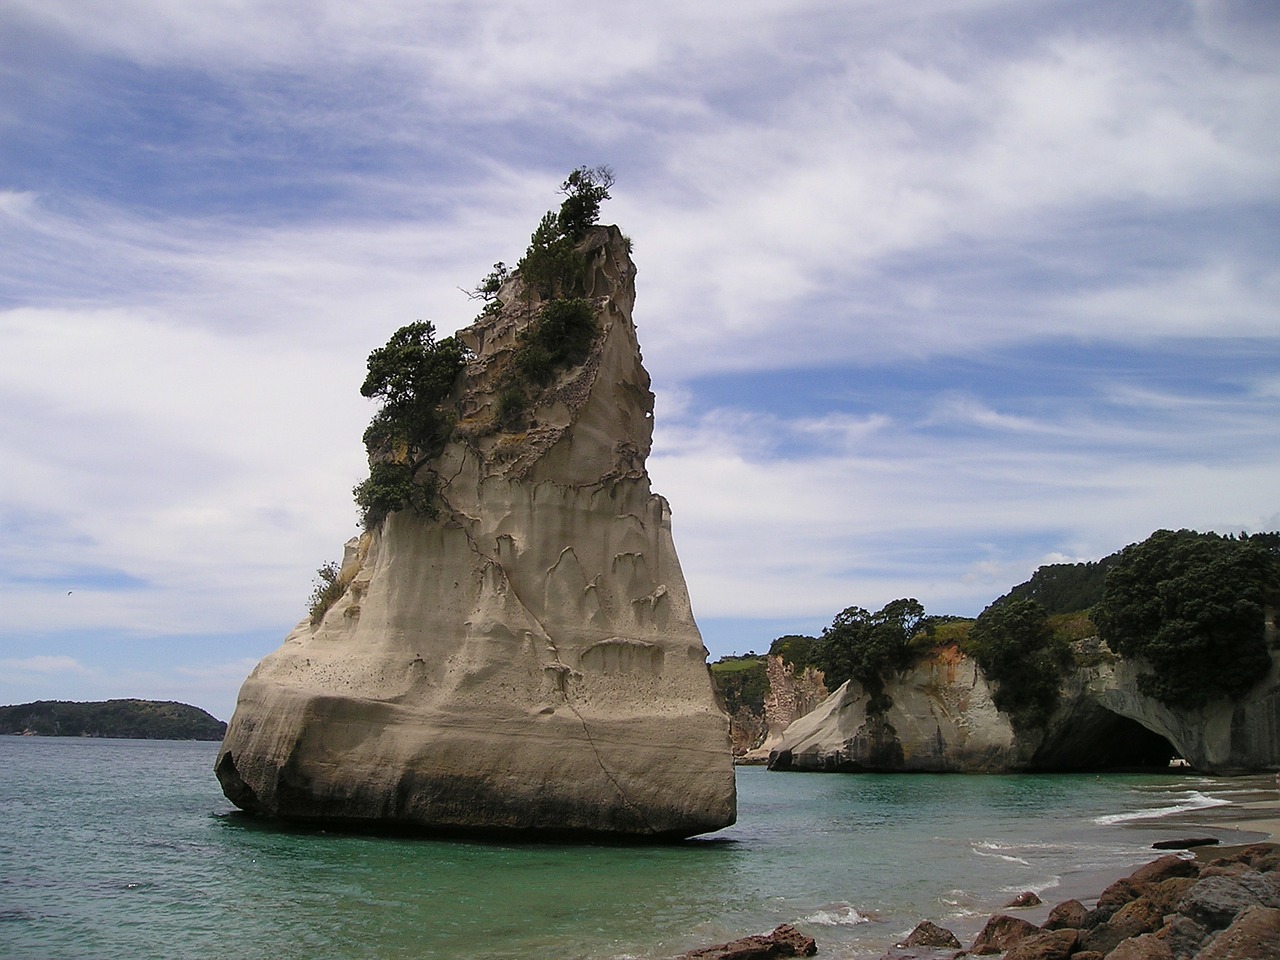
top-left (769, 640), bottom-right (1280, 774)
top-left (768, 645), bottom-right (1018, 772)
top-left (217, 224), bottom-right (736, 838)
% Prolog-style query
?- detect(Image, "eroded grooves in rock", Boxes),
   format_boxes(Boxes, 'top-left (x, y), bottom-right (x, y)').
top-left (217, 225), bottom-right (736, 838)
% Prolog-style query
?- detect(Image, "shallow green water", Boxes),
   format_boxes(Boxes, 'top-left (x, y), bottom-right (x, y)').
top-left (0, 738), bottom-right (1257, 959)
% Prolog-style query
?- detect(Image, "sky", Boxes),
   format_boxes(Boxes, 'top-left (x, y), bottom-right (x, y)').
top-left (1, 1), bottom-right (1277, 723)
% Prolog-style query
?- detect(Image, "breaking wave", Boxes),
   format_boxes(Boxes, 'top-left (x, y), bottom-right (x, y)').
top-left (1093, 791), bottom-right (1230, 825)
top-left (799, 903), bottom-right (870, 926)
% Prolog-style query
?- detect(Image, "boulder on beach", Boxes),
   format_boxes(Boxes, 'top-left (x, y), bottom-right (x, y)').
top-left (216, 222), bottom-right (736, 839)
top-left (680, 923), bottom-right (817, 959)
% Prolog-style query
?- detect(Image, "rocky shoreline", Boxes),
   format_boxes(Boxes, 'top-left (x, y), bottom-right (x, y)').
top-left (672, 778), bottom-right (1280, 960)
top-left (676, 843), bottom-right (1280, 960)
top-left (879, 842), bottom-right (1280, 959)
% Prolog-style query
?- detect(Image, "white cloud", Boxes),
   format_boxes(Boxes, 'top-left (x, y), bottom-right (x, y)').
top-left (0, 655), bottom-right (88, 674)
top-left (0, 0), bottom-right (1276, 697)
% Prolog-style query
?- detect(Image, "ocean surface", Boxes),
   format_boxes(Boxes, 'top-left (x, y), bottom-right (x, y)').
top-left (0, 737), bottom-right (1271, 960)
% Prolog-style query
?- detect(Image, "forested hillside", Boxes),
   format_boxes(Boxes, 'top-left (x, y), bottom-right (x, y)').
top-left (0, 699), bottom-right (227, 740)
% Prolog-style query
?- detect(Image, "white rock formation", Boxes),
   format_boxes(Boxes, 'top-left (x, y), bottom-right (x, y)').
top-left (1047, 639), bottom-right (1280, 773)
top-left (767, 638), bottom-right (1280, 774)
top-left (216, 226), bottom-right (736, 838)
top-left (769, 645), bottom-right (1018, 772)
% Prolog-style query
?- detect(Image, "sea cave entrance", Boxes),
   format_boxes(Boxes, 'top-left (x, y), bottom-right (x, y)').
top-left (1030, 703), bottom-right (1181, 772)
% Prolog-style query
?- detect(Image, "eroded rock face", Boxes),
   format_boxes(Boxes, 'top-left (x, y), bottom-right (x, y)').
top-left (216, 226), bottom-right (736, 839)
top-left (764, 636), bottom-right (1279, 774)
top-left (768, 645), bottom-right (1018, 772)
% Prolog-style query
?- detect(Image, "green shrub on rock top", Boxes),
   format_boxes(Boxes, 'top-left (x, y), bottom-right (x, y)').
top-left (515, 166), bottom-right (614, 300)
top-left (352, 167), bottom-right (617, 529)
top-left (815, 599), bottom-right (927, 701)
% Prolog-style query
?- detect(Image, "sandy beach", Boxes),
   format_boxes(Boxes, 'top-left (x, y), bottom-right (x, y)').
top-left (1183, 773), bottom-right (1280, 846)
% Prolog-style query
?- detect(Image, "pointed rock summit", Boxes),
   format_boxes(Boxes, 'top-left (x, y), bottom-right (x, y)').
top-left (217, 221), bottom-right (736, 839)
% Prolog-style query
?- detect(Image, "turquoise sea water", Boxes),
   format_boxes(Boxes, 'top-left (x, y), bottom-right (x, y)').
top-left (0, 737), bottom-right (1268, 959)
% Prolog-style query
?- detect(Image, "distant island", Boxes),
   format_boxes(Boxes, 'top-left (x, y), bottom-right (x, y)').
top-left (0, 699), bottom-right (227, 740)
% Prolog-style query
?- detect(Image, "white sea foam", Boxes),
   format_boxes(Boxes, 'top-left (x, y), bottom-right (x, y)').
top-left (1093, 790), bottom-right (1230, 825)
top-left (799, 903), bottom-right (870, 926)
top-left (972, 840), bottom-right (1031, 866)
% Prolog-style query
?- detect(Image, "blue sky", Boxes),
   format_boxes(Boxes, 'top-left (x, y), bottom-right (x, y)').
top-left (2, 0), bottom-right (1277, 722)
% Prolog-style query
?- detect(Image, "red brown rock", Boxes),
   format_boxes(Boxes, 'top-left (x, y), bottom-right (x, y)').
top-left (1128, 855), bottom-right (1202, 886)
top-left (1001, 927), bottom-right (1077, 960)
top-left (970, 914), bottom-right (1040, 954)
top-left (679, 924), bottom-right (817, 960)
top-left (1081, 897), bottom-right (1164, 955)
top-left (1042, 898), bottom-right (1088, 930)
top-left (1206, 843), bottom-right (1280, 874)
top-left (1105, 932), bottom-right (1174, 960)
top-left (899, 920), bottom-right (961, 949)
top-left (1004, 891), bottom-right (1042, 908)
top-left (1147, 876), bottom-right (1197, 915)
top-left (1196, 904), bottom-right (1280, 960)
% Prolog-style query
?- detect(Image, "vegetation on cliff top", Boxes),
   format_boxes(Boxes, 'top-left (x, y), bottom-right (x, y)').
top-left (966, 598), bottom-right (1073, 730)
top-left (712, 526), bottom-right (1278, 730)
top-left (0, 700), bottom-right (226, 740)
top-left (491, 166), bottom-right (613, 425)
top-left (1094, 529), bottom-right (1279, 708)
top-left (352, 167), bottom-right (615, 528)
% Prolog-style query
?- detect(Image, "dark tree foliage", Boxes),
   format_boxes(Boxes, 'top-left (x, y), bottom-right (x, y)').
top-left (483, 167), bottom-right (613, 427)
top-left (360, 321), bottom-right (466, 452)
top-left (1093, 529), bottom-right (1278, 708)
top-left (354, 321), bottom-right (466, 527)
top-left (353, 461), bottom-right (441, 529)
top-left (0, 700), bottom-right (226, 740)
top-left (816, 598), bottom-right (926, 695)
top-left (470, 262), bottom-right (510, 301)
top-left (965, 598), bottom-right (1073, 730)
top-left (515, 165), bottom-right (614, 299)
top-left (769, 634), bottom-right (819, 671)
top-left (514, 297), bottom-right (598, 386)
top-left (996, 556), bottom-right (1119, 614)
top-left (556, 165), bottom-right (614, 241)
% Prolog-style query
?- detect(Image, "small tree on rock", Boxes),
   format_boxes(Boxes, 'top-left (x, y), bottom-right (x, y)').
top-left (354, 320), bottom-right (467, 527)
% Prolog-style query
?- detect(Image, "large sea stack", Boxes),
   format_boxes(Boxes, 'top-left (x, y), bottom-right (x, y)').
top-left (217, 223), bottom-right (736, 838)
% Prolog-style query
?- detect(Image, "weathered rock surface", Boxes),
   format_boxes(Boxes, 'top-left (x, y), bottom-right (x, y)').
top-left (1002, 928), bottom-right (1078, 960)
top-left (884, 845), bottom-right (1279, 960)
top-left (766, 634), bottom-right (1280, 773)
top-left (769, 645), bottom-right (1018, 772)
top-left (216, 226), bottom-right (736, 838)
top-left (899, 920), bottom-right (962, 949)
top-left (970, 914), bottom-right (1041, 954)
top-left (1043, 643), bottom-right (1280, 773)
top-left (1042, 899), bottom-right (1088, 930)
top-left (679, 924), bottom-right (817, 959)
top-left (1005, 891), bottom-right (1043, 908)
top-left (1196, 905), bottom-right (1280, 959)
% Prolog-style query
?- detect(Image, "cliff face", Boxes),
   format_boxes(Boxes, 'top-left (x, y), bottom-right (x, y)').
top-left (769, 641), bottom-right (1280, 774)
top-left (769, 645), bottom-right (1018, 772)
top-left (1041, 641), bottom-right (1280, 773)
top-left (216, 226), bottom-right (736, 838)
top-left (737, 655), bottom-right (827, 763)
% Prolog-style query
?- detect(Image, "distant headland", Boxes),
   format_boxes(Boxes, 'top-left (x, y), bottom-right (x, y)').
top-left (0, 699), bottom-right (227, 741)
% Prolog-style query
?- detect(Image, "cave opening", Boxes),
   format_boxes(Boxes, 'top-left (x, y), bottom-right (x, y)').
top-left (1030, 705), bottom-right (1181, 772)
